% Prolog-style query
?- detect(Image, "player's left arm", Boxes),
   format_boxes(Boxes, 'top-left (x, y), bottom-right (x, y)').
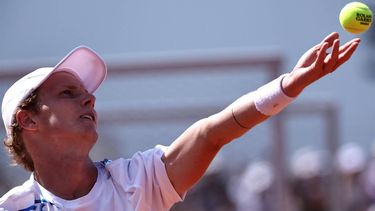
top-left (162, 32), bottom-right (360, 196)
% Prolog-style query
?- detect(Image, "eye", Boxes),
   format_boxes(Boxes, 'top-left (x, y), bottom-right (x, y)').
top-left (61, 89), bottom-right (74, 96)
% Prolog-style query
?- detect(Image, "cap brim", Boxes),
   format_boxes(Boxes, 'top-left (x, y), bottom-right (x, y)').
top-left (53, 46), bottom-right (107, 93)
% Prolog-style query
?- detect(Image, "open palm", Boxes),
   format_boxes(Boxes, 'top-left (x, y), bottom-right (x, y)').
top-left (292, 32), bottom-right (360, 87)
top-left (283, 32), bottom-right (360, 97)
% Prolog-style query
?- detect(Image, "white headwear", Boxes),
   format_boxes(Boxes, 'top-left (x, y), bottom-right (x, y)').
top-left (1, 46), bottom-right (107, 137)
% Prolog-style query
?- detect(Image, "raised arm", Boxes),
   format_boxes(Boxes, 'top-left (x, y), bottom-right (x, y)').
top-left (162, 32), bottom-right (360, 196)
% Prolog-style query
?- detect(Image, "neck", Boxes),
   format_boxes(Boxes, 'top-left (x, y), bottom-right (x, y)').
top-left (33, 157), bottom-right (97, 200)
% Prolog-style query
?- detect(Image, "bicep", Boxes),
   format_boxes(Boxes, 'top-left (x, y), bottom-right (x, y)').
top-left (162, 118), bottom-right (220, 196)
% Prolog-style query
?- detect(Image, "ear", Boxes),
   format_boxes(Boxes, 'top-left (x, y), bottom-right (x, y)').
top-left (15, 110), bottom-right (38, 132)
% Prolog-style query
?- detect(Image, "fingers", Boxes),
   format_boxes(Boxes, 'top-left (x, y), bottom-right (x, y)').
top-left (338, 38), bottom-right (361, 54)
top-left (293, 33), bottom-right (359, 77)
top-left (315, 42), bottom-right (329, 70)
top-left (321, 32), bottom-right (339, 47)
top-left (323, 39), bottom-right (340, 72)
top-left (320, 34), bottom-right (360, 73)
top-left (333, 40), bottom-right (360, 70)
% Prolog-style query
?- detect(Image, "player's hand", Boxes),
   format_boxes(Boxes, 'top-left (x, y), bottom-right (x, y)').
top-left (282, 32), bottom-right (360, 97)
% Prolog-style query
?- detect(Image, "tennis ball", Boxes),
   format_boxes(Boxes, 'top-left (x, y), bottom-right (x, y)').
top-left (339, 2), bottom-right (373, 34)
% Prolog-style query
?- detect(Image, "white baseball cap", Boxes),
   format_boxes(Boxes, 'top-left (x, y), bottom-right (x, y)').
top-left (1, 46), bottom-right (107, 137)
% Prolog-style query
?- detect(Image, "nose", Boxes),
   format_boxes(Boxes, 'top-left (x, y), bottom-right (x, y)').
top-left (81, 93), bottom-right (96, 108)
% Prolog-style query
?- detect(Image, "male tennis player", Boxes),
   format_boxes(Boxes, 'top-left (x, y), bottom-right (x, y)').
top-left (0, 32), bottom-right (359, 210)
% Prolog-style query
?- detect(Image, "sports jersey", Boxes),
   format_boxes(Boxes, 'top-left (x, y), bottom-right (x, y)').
top-left (0, 145), bottom-right (183, 211)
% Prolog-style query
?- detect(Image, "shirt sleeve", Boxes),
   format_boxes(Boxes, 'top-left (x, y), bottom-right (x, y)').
top-left (0, 179), bottom-right (35, 211)
top-left (104, 145), bottom-right (184, 210)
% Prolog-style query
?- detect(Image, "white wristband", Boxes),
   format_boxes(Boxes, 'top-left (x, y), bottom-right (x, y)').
top-left (253, 74), bottom-right (295, 116)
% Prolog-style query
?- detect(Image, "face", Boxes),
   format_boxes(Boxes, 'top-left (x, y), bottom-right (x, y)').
top-left (31, 72), bottom-right (98, 149)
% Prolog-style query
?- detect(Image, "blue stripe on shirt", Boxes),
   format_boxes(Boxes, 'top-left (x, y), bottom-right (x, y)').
top-left (18, 199), bottom-right (54, 211)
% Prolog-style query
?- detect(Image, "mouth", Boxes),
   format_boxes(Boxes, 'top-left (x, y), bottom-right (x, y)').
top-left (80, 113), bottom-right (96, 122)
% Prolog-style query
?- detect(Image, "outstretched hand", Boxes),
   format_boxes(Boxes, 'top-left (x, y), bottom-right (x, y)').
top-left (282, 32), bottom-right (360, 97)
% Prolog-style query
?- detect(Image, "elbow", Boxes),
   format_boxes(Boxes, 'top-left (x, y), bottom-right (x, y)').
top-left (200, 117), bottom-right (231, 149)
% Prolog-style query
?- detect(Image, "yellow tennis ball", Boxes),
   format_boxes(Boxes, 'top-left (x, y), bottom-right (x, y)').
top-left (339, 2), bottom-right (373, 34)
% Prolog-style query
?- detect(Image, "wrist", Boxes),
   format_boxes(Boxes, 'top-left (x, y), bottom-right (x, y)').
top-left (253, 74), bottom-right (297, 116)
top-left (281, 73), bottom-right (305, 97)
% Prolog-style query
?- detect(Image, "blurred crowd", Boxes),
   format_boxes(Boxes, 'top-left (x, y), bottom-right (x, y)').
top-left (171, 142), bottom-right (375, 211)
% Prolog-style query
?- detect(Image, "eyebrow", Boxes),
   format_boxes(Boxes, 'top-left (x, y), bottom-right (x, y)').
top-left (60, 84), bottom-right (85, 91)
top-left (62, 85), bottom-right (78, 89)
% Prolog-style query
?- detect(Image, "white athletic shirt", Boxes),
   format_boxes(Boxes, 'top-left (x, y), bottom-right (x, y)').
top-left (0, 145), bottom-right (183, 211)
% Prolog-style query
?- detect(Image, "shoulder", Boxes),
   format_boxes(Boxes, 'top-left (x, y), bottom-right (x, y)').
top-left (0, 177), bottom-right (35, 210)
top-left (96, 145), bottom-right (182, 208)
top-left (103, 145), bottom-right (167, 176)
top-left (95, 145), bottom-right (170, 187)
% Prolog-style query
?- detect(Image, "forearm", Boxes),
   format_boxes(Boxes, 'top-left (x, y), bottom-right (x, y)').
top-left (163, 74), bottom-right (297, 195)
top-left (208, 74), bottom-right (297, 145)
top-left (206, 95), bottom-right (268, 145)
top-left (162, 104), bottom-right (267, 195)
